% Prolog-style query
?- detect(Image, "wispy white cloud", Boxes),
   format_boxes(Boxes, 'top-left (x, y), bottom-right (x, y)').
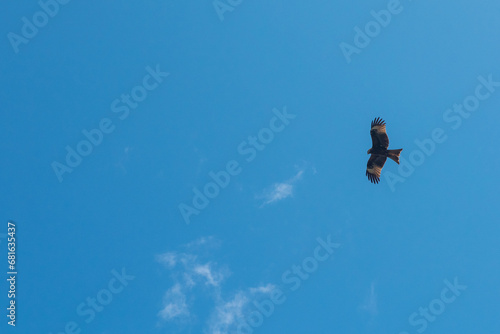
top-left (206, 284), bottom-right (276, 334)
top-left (156, 237), bottom-right (228, 323)
top-left (156, 252), bottom-right (177, 268)
top-left (249, 283), bottom-right (275, 294)
top-left (183, 273), bottom-right (196, 288)
top-left (207, 292), bottom-right (248, 334)
top-left (186, 236), bottom-right (220, 250)
top-left (359, 282), bottom-right (378, 317)
top-left (194, 263), bottom-right (225, 287)
top-left (158, 283), bottom-right (189, 321)
top-left (259, 169), bottom-right (304, 206)
top-left (156, 237), bottom-right (275, 334)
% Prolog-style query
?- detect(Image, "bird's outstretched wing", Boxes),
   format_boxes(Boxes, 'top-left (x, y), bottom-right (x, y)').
top-left (370, 117), bottom-right (389, 149)
top-left (366, 154), bottom-right (387, 184)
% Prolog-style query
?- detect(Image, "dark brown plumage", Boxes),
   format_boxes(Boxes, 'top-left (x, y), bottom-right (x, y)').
top-left (366, 117), bottom-right (402, 184)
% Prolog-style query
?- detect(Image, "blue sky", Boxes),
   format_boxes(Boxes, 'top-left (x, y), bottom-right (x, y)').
top-left (1, 0), bottom-right (500, 333)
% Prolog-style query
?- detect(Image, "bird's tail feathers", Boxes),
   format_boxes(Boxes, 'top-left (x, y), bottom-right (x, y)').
top-left (387, 149), bottom-right (403, 164)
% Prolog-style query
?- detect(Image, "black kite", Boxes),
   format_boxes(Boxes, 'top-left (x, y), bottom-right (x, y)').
top-left (366, 117), bottom-right (402, 184)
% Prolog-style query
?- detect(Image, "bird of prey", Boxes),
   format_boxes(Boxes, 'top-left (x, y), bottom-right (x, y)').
top-left (366, 117), bottom-right (402, 184)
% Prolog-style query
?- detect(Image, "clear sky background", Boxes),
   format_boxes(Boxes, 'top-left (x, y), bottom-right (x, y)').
top-left (1, 0), bottom-right (500, 333)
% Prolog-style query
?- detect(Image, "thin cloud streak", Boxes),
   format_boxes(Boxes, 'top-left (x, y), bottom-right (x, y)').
top-left (156, 237), bottom-right (275, 334)
top-left (207, 292), bottom-right (248, 334)
top-left (194, 263), bottom-right (225, 287)
top-left (206, 285), bottom-right (276, 334)
top-left (158, 283), bottom-right (189, 321)
top-left (360, 282), bottom-right (378, 317)
top-left (156, 237), bottom-right (229, 323)
top-left (259, 169), bottom-right (304, 206)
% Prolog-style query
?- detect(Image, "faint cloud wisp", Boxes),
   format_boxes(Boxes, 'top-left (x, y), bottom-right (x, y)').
top-left (359, 282), bottom-right (378, 318)
top-left (156, 237), bottom-right (275, 334)
top-left (178, 106), bottom-right (295, 224)
top-left (156, 248), bottom-right (228, 322)
top-left (259, 170), bottom-right (304, 207)
top-left (158, 283), bottom-right (189, 321)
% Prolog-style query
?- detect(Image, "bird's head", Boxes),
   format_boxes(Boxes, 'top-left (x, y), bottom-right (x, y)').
top-left (367, 148), bottom-right (372, 154)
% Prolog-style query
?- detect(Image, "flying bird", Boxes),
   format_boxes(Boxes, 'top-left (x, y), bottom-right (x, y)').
top-left (366, 117), bottom-right (402, 184)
